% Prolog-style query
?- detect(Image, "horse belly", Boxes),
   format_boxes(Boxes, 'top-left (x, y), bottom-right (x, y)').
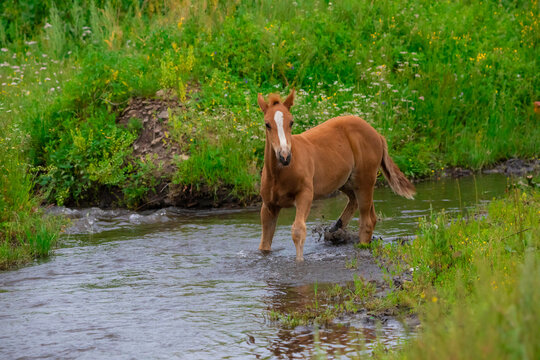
top-left (312, 156), bottom-right (353, 199)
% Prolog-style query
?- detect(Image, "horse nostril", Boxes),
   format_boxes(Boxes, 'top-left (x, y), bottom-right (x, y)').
top-left (279, 153), bottom-right (291, 166)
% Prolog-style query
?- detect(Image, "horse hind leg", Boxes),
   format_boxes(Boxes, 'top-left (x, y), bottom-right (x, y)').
top-left (329, 186), bottom-right (358, 233)
top-left (354, 179), bottom-right (377, 245)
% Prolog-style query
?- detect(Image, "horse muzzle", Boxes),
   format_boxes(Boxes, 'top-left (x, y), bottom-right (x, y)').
top-left (278, 152), bottom-right (291, 166)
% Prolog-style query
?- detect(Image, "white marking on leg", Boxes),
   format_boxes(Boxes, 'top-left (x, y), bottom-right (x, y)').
top-left (274, 111), bottom-right (288, 150)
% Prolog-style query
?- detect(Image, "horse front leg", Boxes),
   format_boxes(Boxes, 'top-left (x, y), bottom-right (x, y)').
top-left (292, 190), bottom-right (313, 261)
top-left (259, 202), bottom-right (280, 252)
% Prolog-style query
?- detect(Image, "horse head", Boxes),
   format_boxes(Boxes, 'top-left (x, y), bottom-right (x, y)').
top-left (257, 90), bottom-right (295, 166)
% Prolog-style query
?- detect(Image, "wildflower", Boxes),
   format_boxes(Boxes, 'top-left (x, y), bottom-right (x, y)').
top-left (1, 48), bottom-right (7, 52)
top-left (432, 296), bottom-right (438, 303)
top-left (44, 23), bottom-right (52, 29)
top-left (419, 96), bottom-right (424, 101)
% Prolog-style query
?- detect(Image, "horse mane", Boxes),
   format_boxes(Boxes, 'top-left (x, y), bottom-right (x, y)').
top-left (267, 93), bottom-right (282, 106)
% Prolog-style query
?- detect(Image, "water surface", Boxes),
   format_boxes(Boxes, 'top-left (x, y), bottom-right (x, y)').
top-left (0, 175), bottom-right (508, 359)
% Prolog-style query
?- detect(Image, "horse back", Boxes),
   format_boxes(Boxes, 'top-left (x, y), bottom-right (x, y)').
top-left (296, 116), bottom-right (383, 197)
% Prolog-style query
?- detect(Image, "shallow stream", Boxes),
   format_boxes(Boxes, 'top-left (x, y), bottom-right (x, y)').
top-left (0, 175), bottom-right (509, 359)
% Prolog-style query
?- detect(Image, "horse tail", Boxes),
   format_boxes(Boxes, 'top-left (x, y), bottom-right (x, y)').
top-left (379, 136), bottom-right (416, 199)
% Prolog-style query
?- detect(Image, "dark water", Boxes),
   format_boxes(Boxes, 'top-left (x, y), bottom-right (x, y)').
top-left (0, 175), bottom-right (508, 359)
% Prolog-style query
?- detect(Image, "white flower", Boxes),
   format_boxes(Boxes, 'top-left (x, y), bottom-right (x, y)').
top-left (44, 23), bottom-right (52, 29)
top-left (0, 48), bottom-right (7, 52)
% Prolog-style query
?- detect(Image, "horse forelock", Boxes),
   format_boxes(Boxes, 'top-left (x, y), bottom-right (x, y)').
top-left (267, 93), bottom-right (282, 107)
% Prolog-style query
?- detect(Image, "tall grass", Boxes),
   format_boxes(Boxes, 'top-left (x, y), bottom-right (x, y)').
top-left (370, 186), bottom-right (540, 359)
top-left (0, 91), bottom-right (62, 269)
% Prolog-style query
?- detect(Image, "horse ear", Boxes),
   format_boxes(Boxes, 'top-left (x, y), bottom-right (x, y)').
top-left (257, 93), bottom-right (268, 113)
top-left (283, 89), bottom-right (295, 110)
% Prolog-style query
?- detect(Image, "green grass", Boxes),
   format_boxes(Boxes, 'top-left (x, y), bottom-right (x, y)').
top-left (0, 0), bottom-right (538, 267)
top-left (364, 183), bottom-right (540, 359)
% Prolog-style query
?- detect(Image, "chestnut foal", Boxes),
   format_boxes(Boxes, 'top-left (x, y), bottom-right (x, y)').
top-left (258, 90), bottom-right (415, 261)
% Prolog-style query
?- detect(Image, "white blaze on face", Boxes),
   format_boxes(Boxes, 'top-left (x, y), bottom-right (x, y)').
top-left (274, 111), bottom-right (288, 150)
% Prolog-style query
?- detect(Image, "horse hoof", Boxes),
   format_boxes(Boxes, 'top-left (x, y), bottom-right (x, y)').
top-left (329, 219), bottom-right (343, 233)
top-left (258, 247), bottom-right (272, 255)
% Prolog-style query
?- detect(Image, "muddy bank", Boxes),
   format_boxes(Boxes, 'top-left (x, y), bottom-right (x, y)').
top-left (444, 158), bottom-right (540, 178)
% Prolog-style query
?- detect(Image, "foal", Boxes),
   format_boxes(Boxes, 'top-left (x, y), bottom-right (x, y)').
top-left (258, 90), bottom-right (416, 261)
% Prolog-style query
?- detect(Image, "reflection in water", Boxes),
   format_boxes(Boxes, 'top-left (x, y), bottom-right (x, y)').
top-left (0, 175), bottom-right (508, 359)
top-left (264, 282), bottom-right (411, 358)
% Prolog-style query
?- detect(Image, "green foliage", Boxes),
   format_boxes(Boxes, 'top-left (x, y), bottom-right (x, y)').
top-left (160, 44), bottom-right (195, 101)
top-left (170, 101), bottom-right (262, 199)
top-left (370, 188), bottom-right (540, 359)
top-left (126, 117), bottom-right (142, 134)
top-left (174, 139), bottom-right (259, 199)
top-left (39, 109), bottom-right (136, 205)
top-left (122, 154), bottom-right (164, 209)
top-left (0, 139), bottom-right (63, 269)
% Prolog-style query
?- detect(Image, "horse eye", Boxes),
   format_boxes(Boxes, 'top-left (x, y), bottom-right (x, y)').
top-left (265, 123), bottom-right (271, 129)
top-left (290, 121), bottom-right (294, 127)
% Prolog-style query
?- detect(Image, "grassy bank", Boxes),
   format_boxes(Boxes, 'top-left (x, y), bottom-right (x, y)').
top-left (1, 0), bottom-right (539, 266)
top-left (267, 183), bottom-right (539, 358)
top-left (369, 182), bottom-right (539, 358)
